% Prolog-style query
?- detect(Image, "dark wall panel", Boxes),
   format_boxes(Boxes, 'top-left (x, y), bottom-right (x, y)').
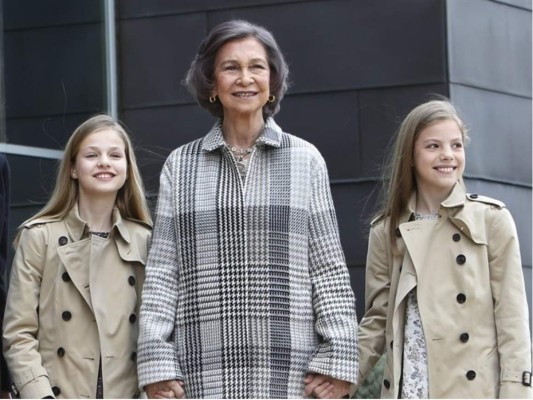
top-left (447, 0), bottom-right (532, 97)
top-left (275, 91), bottom-right (359, 180)
top-left (5, 113), bottom-right (93, 149)
top-left (4, 24), bottom-right (105, 119)
top-left (118, 13), bottom-right (206, 108)
top-left (209, 0), bottom-right (447, 94)
top-left (121, 104), bottom-right (217, 194)
top-left (117, 0), bottom-right (309, 19)
top-left (331, 182), bottom-right (379, 266)
top-left (3, 0), bottom-right (101, 29)
top-left (358, 84), bottom-right (449, 177)
top-left (7, 154), bottom-right (57, 206)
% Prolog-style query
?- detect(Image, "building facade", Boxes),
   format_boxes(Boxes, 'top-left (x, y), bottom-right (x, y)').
top-left (1, 0), bottom-right (531, 322)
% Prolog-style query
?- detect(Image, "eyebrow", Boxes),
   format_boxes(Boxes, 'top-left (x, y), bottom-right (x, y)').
top-left (82, 145), bottom-right (124, 151)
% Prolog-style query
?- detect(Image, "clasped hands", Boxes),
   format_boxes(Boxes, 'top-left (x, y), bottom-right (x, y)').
top-left (146, 373), bottom-right (349, 399)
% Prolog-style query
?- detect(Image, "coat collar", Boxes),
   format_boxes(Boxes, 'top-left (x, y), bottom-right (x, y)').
top-left (201, 117), bottom-right (283, 152)
top-left (29, 203), bottom-right (131, 244)
top-left (402, 182), bottom-right (487, 244)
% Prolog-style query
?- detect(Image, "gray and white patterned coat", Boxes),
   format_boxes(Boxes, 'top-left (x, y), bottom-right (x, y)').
top-left (137, 118), bottom-right (358, 398)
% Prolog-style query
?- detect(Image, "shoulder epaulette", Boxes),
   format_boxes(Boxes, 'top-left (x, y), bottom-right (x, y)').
top-left (466, 193), bottom-right (505, 209)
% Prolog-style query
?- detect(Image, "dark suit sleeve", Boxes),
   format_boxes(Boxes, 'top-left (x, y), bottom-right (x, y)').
top-left (0, 154), bottom-right (11, 391)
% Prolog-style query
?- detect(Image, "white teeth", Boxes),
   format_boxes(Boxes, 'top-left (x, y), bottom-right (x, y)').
top-left (436, 167), bottom-right (454, 173)
top-left (95, 173), bottom-right (113, 179)
top-left (234, 92), bottom-right (255, 97)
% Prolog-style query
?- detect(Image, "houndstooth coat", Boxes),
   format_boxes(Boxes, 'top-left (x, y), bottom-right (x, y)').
top-left (137, 118), bottom-right (358, 398)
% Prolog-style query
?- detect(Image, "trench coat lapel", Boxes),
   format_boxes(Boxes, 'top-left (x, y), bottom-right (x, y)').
top-left (57, 239), bottom-right (93, 311)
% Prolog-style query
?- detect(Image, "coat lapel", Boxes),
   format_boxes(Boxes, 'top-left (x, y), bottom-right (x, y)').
top-left (57, 239), bottom-right (93, 311)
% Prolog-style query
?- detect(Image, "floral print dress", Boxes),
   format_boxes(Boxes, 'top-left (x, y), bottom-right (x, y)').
top-left (400, 213), bottom-right (438, 399)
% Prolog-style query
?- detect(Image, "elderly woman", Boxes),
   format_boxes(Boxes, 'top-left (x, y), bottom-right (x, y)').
top-left (137, 19), bottom-right (358, 399)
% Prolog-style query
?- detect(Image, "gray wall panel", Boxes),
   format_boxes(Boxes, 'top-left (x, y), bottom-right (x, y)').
top-left (447, 0), bottom-right (532, 97)
top-left (463, 179), bottom-right (532, 268)
top-left (450, 84), bottom-right (532, 185)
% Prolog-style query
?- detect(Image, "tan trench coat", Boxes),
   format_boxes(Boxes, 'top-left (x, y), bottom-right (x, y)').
top-left (356, 183), bottom-right (532, 398)
top-left (3, 205), bottom-right (151, 399)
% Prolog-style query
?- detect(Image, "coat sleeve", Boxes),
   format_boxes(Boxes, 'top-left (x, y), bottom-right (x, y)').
top-left (352, 221), bottom-right (390, 393)
top-left (487, 207), bottom-right (532, 399)
top-left (2, 226), bottom-right (54, 399)
top-left (306, 153), bottom-right (359, 385)
top-left (137, 154), bottom-right (183, 389)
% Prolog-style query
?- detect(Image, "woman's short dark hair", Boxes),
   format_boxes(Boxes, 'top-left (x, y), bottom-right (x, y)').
top-left (185, 19), bottom-right (290, 118)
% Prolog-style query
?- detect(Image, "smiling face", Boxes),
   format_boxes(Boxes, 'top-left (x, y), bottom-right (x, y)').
top-left (413, 119), bottom-right (465, 198)
top-left (212, 37), bottom-right (271, 122)
top-left (71, 129), bottom-right (128, 200)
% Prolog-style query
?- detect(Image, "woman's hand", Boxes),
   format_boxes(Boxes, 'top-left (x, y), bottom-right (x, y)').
top-left (145, 380), bottom-right (185, 399)
top-left (303, 373), bottom-right (350, 399)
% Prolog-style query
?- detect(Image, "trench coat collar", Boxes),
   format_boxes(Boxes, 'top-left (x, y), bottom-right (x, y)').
top-left (403, 181), bottom-right (487, 244)
top-left (27, 203), bottom-right (131, 243)
top-left (201, 117), bottom-right (282, 152)
top-left (58, 203), bottom-right (131, 244)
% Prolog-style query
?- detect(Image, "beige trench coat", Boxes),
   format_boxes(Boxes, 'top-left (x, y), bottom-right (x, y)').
top-left (3, 205), bottom-right (151, 399)
top-left (356, 183), bottom-right (532, 398)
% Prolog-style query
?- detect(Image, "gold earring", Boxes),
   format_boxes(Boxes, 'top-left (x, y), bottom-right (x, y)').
top-left (268, 95), bottom-right (275, 103)
top-left (209, 95), bottom-right (217, 104)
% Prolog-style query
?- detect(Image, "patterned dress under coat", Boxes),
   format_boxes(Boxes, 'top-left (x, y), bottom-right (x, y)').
top-left (137, 118), bottom-right (359, 398)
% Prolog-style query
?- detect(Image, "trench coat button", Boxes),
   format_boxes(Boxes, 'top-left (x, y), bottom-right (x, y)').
top-left (128, 276), bottom-right (136, 286)
top-left (456, 254), bottom-right (466, 265)
top-left (452, 233), bottom-right (461, 242)
top-left (469, 194), bottom-right (479, 199)
top-left (131, 351), bottom-right (137, 361)
top-left (390, 340), bottom-right (393, 349)
top-left (460, 333), bottom-right (470, 343)
top-left (456, 293), bottom-right (466, 304)
top-left (395, 228), bottom-right (401, 237)
top-left (466, 370), bottom-right (476, 380)
top-left (58, 236), bottom-right (68, 246)
top-left (383, 379), bottom-right (391, 389)
top-left (57, 347), bottom-right (65, 357)
top-left (62, 311), bottom-right (72, 321)
top-left (129, 313), bottom-right (137, 323)
top-left (52, 386), bottom-right (61, 396)
top-left (62, 272), bottom-right (71, 282)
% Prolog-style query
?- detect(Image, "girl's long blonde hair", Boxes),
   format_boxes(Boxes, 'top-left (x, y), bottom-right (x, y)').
top-left (15, 114), bottom-right (151, 245)
top-left (376, 99), bottom-right (468, 251)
